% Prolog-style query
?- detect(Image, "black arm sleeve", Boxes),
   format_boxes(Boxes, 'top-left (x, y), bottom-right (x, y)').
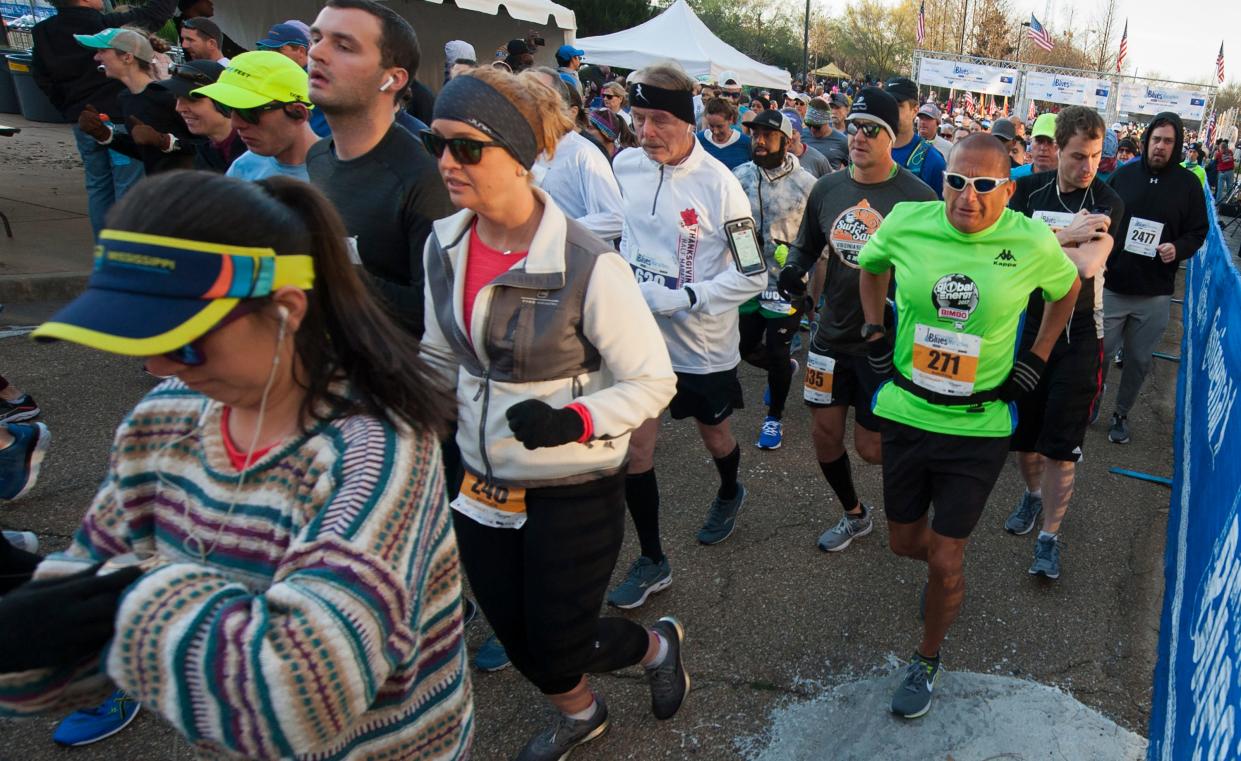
top-left (102, 0), bottom-right (177, 31)
top-left (787, 181), bottom-right (828, 271)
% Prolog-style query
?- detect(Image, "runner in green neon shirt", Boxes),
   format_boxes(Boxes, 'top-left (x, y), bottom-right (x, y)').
top-left (856, 133), bottom-right (1080, 720)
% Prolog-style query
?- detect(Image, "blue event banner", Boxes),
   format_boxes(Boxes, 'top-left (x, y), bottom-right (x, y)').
top-left (1148, 195), bottom-right (1241, 761)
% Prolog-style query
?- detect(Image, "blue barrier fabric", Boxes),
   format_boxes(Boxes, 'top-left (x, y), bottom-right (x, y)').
top-left (1149, 196), bottom-right (1241, 761)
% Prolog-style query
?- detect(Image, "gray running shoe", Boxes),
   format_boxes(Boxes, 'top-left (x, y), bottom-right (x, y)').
top-left (1029, 534), bottom-right (1063, 580)
top-left (647, 616), bottom-right (690, 720)
top-left (697, 483), bottom-right (746, 545)
top-left (1108, 413), bottom-right (1130, 444)
top-left (1004, 491), bottom-right (1043, 535)
top-left (514, 694), bottom-right (609, 761)
top-left (817, 505), bottom-right (874, 552)
top-left (606, 555), bottom-right (672, 610)
top-left (890, 652), bottom-right (941, 719)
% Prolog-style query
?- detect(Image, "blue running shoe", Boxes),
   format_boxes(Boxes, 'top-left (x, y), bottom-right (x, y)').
top-left (475, 634), bottom-right (511, 672)
top-left (0, 422), bottom-right (50, 500)
top-left (53, 690), bottom-right (140, 746)
top-left (756, 416), bottom-right (784, 450)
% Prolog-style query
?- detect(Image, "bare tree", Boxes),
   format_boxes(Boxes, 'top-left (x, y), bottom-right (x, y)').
top-left (1091, 0), bottom-right (1119, 73)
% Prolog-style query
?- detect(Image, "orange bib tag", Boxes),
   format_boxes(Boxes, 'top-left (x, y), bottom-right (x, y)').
top-left (803, 351), bottom-right (836, 404)
top-left (451, 471), bottom-right (529, 529)
top-left (911, 324), bottom-right (982, 396)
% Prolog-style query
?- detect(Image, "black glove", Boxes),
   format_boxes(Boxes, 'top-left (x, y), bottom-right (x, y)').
top-left (505, 399), bottom-right (585, 450)
top-left (0, 565), bottom-right (142, 672)
top-left (867, 336), bottom-right (894, 377)
top-left (999, 351), bottom-right (1047, 402)
top-left (776, 263), bottom-right (808, 301)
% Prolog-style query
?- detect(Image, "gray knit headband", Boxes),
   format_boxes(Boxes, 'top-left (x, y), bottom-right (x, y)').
top-left (433, 75), bottom-right (539, 169)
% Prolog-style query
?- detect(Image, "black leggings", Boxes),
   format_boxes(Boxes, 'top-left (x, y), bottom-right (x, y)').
top-left (739, 309), bottom-right (802, 419)
top-left (453, 472), bottom-right (649, 694)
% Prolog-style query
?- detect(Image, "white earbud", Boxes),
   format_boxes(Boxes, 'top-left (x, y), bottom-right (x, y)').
top-left (379, 75), bottom-right (396, 92)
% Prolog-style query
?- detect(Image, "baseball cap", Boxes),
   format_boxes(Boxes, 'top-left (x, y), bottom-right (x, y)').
top-left (883, 76), bottom-right (919, 104)
top-left (1110, 121), bottom-right (1123, 132)
top-left (1118, 137), bottom-right (1138, 152)
top-left (183, 17), bottom-right (223, 45)
top-left (829, 92), bottom-right (850, 108)
top-left (1031, 112), bottom-right (1057, 140)
top-left (847, 86), bottom-right (899, 141)
top-left (750, 109), bottom-right (793, 138)
top-left (789, 92), bottom-right (811, 105)
top-left (257, 22), bottom-right (310, 50)
top-left (779, 108), bottom-right (804, 135)
top-left (74, 28), bottom-right (154, 63)
top-left (194, 51), bottom-right (312, 109)
top-left (32, 230), bottom-right (315, 357)
top-left (916, 102), bottom-right (941, 120)
top-left (506, 39), bottom-right (533, 56)
top-left (991, 118), bottom-right (1017, 143)
top-left (718, 70), bottom-right (742, 92)
top-left (445, 40), bottom-right (477, 64)
top-left (157, 60), bottom-right (226, 99)
top-left (555, 44), bottom-right (584, 63)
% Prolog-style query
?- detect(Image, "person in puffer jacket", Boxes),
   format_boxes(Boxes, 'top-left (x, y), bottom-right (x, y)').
top-left (731, 109), bottom-right (817, 451)
top-left (607, 62), bottom-right (765, 614)
top-left (419, 67), bottom-right (686, 761)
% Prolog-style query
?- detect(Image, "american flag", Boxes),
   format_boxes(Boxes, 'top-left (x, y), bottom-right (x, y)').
top-left (963, 91), bottom-right (976, 113)
top-left (946, 88), bottom-right (954, 115)
top-left (1217, 42), bottom-right (1225, 84)
top-left (916, 0), bottom-right (926, 46)
top-left (1027, 99), bottom-right (1037, 121)
top-left (1028, 14), bottom-right (1054, 52)
top-left (1116, 20), bottom-right (1128, 72)
top-left (1204, 111), bottom-right (1217, 147)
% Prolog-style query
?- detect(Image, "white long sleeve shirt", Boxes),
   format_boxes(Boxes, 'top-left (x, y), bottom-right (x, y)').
top-left (534, 130), bottom-right (624, 242)
top-left (613, 140), bottom-right (766, 373)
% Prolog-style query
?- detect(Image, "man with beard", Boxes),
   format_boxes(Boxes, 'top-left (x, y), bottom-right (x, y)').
top-left (305, 0), bottom-right (454, 337)
top-left (777, 87), bottom-right (936, 552)
top-left (732, 110), bottom-right (817, 450)
top-left (1002, 105), bottom-right (1124, 579)
top-left (1100, 112), bottom-right (1208, 444)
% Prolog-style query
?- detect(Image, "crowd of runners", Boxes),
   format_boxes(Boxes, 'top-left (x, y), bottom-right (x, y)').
top-left (0, 0), bottom-right (1218, 758)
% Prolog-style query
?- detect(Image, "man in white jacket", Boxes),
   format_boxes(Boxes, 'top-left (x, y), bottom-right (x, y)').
top-left (607, 62), bottom-right (766, 610)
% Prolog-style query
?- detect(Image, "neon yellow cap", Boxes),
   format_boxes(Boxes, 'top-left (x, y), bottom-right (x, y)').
top-left (193, 50), bottom-right (312, 109)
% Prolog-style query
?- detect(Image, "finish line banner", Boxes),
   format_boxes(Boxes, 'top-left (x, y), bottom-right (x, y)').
top-left (1148, 197), bottom-right (1241, 761)
top-left (1023, 71), bottom-right (1110, 111)
top-left (1118, 82), bottom-right (1209, 121)
top-left (917, 57), bottom-right (1017, 97)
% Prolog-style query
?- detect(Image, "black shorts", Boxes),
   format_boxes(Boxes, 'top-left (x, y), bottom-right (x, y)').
top-left (1009, 335), bottom-right (1102, 462)
top-left (802, 347), bottom-right (883, 431)
top-left (669, 369), bottom-right (744, 425)
top-left (881, 419), bottom-right (1009, 539)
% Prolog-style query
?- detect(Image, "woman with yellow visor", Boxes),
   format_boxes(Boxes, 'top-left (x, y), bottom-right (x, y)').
top-left (0, 172), bottom-right (473, 759)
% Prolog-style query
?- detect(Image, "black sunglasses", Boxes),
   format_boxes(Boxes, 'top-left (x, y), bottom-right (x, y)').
top-left (222, 101), bottom-right (287, 124)
top-left (847, 122), bottom-right (885, 139)
top-left (420, 129), bottom-right (503, 165)
top-left (163, 300), bottom-right (262, 366)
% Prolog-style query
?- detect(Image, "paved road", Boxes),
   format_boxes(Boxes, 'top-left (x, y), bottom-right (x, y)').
top-left (0, 294), bottom-right (1177, 760)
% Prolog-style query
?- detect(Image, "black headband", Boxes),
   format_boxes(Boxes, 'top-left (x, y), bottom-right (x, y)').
top-left (433, 75), bottom-right (540, 169)
top-left (627, 82), bottom-right (695, 126)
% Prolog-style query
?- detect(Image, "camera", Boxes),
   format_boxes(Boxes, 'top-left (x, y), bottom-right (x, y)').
top-left (526, 32), bottom-right (546, 47)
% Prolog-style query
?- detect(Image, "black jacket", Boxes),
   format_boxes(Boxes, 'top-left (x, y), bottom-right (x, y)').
top-left (30, 0), bottom-right (176, 121)
top-left (107, 84), bottom-right (196, 174)
top-left (1104, 111), bottom-right (1210, 296)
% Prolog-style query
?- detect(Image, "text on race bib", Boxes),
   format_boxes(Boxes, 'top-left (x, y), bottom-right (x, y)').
top-left (1032, 210), bottom-right (1075, 232)
top-left (803, 351), bottom-right (836, 404)
top-left (1124, 217), bottom-right (1164, 258)
top-left (451, 471), bottom-right (529, 528)
top-left (912, 324), bottom-right (982, 396)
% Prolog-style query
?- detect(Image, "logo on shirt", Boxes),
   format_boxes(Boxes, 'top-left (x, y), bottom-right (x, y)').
top-left (931, 274), bottom-right (980, 321)
top-left (677, 208), bottom-right (700, 284)
top-left (992, 249), bottom-right (1017, 268)
top-left (829, 200), bottom-right (884, 269)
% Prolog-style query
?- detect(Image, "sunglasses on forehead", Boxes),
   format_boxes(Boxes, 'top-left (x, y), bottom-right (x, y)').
top-left (170, 63), bottom-right (216, 88)
top-left (420, 129), bottom-right (504, 165)
top-left (942, 172), bottom-right (1010, 194)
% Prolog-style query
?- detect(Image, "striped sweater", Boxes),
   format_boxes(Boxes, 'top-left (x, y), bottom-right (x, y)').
top-left (0, 381), bottom-right (473, 760)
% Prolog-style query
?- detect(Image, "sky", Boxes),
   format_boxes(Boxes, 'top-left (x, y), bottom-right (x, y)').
top-left (816, 0), bottom-right (1238, 86)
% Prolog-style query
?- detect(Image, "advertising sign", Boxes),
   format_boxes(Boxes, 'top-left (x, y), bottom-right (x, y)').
top-left (1023, 71), bottom-right (1110, 111)
top-left (917, 57), bottom-right (1018, 97)
top-left (1118, 82), bottom-right (1209, 121)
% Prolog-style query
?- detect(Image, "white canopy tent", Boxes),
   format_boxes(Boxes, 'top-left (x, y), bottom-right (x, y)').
top-left (211, 0), bottom-right (577, 91)
top-left (575, 0), bottom-right (790, 90)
